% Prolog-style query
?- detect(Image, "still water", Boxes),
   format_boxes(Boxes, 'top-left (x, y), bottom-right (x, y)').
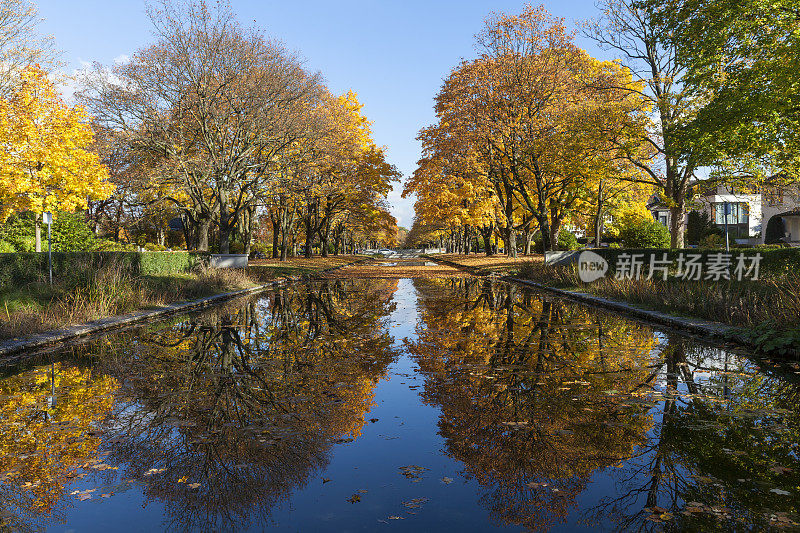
top-left (1, 277), bottom-right (798, 531)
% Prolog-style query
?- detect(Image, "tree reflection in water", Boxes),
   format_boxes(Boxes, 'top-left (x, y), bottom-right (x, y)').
top-left (0, 279), bottom-right (399, 532)
top-left (408, 277), bottom-right (800, 531)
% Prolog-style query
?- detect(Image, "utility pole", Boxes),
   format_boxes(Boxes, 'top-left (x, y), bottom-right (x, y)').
top-left (43, 211), bottom-right (53, 285)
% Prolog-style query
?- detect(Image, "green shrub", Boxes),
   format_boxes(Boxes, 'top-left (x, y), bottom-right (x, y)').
top-left (0, 251), bottom-right (204, 287)
top-left (700, 233), bottom-right (725, 249)
top-left (619, 218), bottom-right (670, 248)
top-left (249, 242), bottom-right (270, 258)
top-left (533, 229), bottom-right (580, 251)
top-left (94, 239), bottom-right (137, 252)
top-left (0, 213), bottom-right (35, 252)
top-left (686, 210), bottom-right (722, 245)
top-left (51, 212), bottom-right (96, 252)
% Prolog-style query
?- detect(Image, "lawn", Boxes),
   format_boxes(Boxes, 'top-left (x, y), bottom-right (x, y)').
top-left (247, 255), bottom-right (367, 280)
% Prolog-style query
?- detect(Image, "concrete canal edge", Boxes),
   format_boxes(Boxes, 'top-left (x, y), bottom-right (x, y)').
top-left (505, 277), bottom-right (754, 348)
top-left (0, 257), bottom-right (369, 359)
top-left (423, 255), bottom-right (756, 351)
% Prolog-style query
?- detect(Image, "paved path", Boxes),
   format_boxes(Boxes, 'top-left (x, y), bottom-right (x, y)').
top-left (321, 258), bottom-right (468, 279)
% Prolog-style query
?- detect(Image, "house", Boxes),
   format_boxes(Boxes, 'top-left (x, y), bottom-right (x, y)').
top-left (648, 178), bottom-right (800, 245)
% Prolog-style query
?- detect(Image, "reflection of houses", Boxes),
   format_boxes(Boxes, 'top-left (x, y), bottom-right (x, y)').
top-left (648, 179), bottom-right (800, 245)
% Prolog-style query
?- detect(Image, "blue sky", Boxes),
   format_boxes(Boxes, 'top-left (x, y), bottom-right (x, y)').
top-left (39, 0), bottom-right (608, 229)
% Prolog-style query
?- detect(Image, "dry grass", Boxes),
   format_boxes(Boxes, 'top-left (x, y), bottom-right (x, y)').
top-left (518, 260), bottom-right (800, 329)
top-left (0, 263), bottom-right (254, 341)
top-left (0, 254), bottom-right (364, 341)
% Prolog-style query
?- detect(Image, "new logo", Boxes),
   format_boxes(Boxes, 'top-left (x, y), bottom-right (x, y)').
top-left (577, 251), bottom-right (608, 283)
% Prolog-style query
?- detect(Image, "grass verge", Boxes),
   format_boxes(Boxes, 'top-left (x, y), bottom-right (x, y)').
top-left (0, 259), bottom-right (257, 341)
top-left (0, 255), bottom-right (366, 341)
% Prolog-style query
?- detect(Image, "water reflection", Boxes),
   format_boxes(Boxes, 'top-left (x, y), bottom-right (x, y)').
top-left (0, 279), bottom-right (399, 531)
top-left (0, 277), bottom-right (797, 531)
top-left (408, 277), bottom-right (800, 530)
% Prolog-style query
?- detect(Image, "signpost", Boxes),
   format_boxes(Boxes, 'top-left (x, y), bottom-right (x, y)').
top-left (43, 211), bottom-right (52, 285)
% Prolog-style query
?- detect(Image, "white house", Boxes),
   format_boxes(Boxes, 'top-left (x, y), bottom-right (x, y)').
top-left (648, 179), bottom-right (800, 245)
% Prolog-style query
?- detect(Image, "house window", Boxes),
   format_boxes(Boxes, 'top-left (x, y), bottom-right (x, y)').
top-left (765, 186), bottom-right (784, 207)
top-left (658, 213), bottom-right (668, 227)
top-left (713, 202), bottom-right (749, 225)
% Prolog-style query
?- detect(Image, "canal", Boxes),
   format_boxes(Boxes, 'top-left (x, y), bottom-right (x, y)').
top-left (0, 277), bottom-right (797, 531)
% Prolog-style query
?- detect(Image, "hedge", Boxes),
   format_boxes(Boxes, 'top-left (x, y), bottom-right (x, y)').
top-left (580, 247), bottom-right (800, 277)
top-left (0, 251), bottom-right (207, 287)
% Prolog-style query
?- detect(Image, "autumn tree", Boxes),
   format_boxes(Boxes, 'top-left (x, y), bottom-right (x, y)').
top-left (584, 0), bottom-right (720, 247)
top-left (0, 65), bottom-right (113, 250)
top-left (648, 0), bottom-right (800, 179)
top-left (81, 0), bottom-right (320, 253)
top-left (0, 0), bottom-right (57, 97)
top-left (408, 5), bottom-right (650, 254)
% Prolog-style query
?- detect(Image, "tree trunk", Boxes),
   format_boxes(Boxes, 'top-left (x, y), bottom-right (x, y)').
top-left (280, 231), bottom-right (288, 260)
top-left (35, 214), bottom-right (42, 252)
top-left (271, 216), bottom-right (280, 258)
top-left (506, 226), bottom-right (517, 258)
top-left (218, 189), bottom-right (231, 254)
top-left (243, 205), bottom-right (254, 257)
top-left (320, 218), bottom-right (330, 257)
top-left (669, 203), bottom-right (686, 248)
top-left (480, 224), bottom-right (494, 256)
top-left (197, 218), bottom-right (210, 252)
top-left (550, 219), bottom-right (563, 252)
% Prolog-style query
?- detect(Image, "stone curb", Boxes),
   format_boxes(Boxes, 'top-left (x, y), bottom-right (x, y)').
top-left (504, 277), bottom-right (754, 348)
top-left (0, 257), bottom-right (368, 359)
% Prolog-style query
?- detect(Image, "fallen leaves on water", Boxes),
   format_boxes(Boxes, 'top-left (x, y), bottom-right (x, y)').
top-left (441, 477), bottom-right (453, 484)
top-left (188, 483), bottom-right (201, 490)
top-left (387, 516), bottom-right (405, 520)
top-left (770, 488), bottom-right (791, 496)
top-left (399, 465), bottom-right (428, 481)
top-left (322, 478), bottom-right (332, 484)
top-left (402, 497), bottom-right (429, 509)
top-left (347, 493), bottom-right (361, 503)
top-left (144, 468), bottom-right (166, 476)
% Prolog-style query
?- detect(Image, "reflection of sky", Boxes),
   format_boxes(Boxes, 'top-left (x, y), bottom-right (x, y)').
top-left (269, 277), bottom-right (530, 531)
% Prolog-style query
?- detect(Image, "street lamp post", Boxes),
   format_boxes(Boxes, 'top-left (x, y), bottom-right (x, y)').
top-left (724, 202), bottom-right (730, 252)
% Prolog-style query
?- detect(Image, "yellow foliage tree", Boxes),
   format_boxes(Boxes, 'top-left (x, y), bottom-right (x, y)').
top-left (0, 65), bottom-right (113, 249)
